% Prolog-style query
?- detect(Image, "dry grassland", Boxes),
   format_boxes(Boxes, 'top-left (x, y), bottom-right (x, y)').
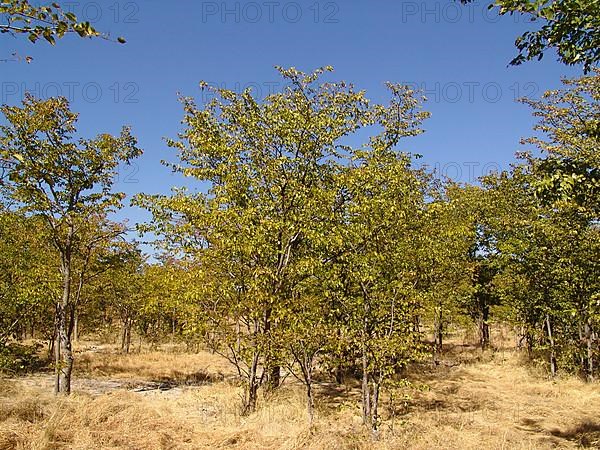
top-left (1, 333), bottom-right (599, 449)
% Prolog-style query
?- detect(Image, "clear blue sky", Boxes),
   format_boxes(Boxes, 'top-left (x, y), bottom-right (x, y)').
top-left (0, 0), bottom-right (583, 247)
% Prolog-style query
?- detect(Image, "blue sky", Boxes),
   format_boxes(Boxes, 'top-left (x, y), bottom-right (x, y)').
top-left (0, 0), bottom-right (583, 247)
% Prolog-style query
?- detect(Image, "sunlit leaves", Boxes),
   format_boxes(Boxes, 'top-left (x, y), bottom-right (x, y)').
top-left (0, 0), bottom-right (126, 45)
top-left (460, 0), bottom-right (600, 72)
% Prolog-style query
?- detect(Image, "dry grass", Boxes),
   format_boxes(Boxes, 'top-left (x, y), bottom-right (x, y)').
top-left (74, 342), bottom-right (234, 385)
top-left (1, 335), bottom-right (599, 449)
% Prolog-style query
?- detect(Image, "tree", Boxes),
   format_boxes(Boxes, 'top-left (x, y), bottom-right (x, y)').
top-left (417, 184), bottom-right (477, 355)
top-left (136, 67), bottom-right (434, 419)
top-left (484, 161), bottom-right (599, 378)
top-left (471, 72), bottom-right (600, 378)
top-left (0, 208), bottom-right (57, 346)
top-left (68, 218), bottom-right (132, 344)
top-left (460, 1), bottom-right (600, 72)
top-left (0, 0), bottom-right (125, 44)
top-left (522, 72), bottom-right (599, 378)
top-left (451, 185), bottom-right (502, 350)
top-left (521, 70), bottom-right (599, 170)
top-left (0, 95), bottom-right (142, 394)
top-left (335, 150), bottom-right (430, 433)
top-left (93, 243), bottom-right (145, 353)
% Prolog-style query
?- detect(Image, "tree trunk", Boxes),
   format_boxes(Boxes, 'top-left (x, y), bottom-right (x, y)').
top-left (242, 352), bottom-right (261, 416)
top-left (171, 314), bottom-right (176, 344)
top-left (48, 326), bottom-right (55, 360)
top-left (361, 347), bottom-right (370, 425)
top-left (370, 379), bottom-right (381, 434)
top-left (585, 319), bottom-right (594, 381)
top-left (361, 287), bottom-right (371, 426)
top-left (73, 313), bottom-right (79, 342)
top-left (262, 302), bottom-right (281, 391)
top-left (121, 318), bottom-right (132, 354)
top-left (334, 363), bottom-right (344, 385)
top-left (306, 374), bottom-right (315, 424)
top-left (433, 306), bottom-right (443, 354)
top-left (578, 323), bottom-right (586, 374)
top-left (55, 241), bottom-right (74, 395)
top-left (266, 365), bottom-right (281, 390)
top-left (55, 304), bottom-right (73, 394)
top-left (478, 305), bottom-right (490, 349)
top-left (545, 314), bottom-right (557, 377)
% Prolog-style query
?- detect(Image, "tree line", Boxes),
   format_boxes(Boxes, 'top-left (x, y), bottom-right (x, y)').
top-left (0, 67), bottom-right (598, 432)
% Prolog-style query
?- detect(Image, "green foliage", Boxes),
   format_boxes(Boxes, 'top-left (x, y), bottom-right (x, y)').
top-left (136, 66), bottom-right (438, 418)
top-left (480, 72), bottom-right (600, 378)
top-left (0, 342), bottom-right (45, 374)
top-left (0, 95), bottom-right (142, 394)
top-left (0, 209), bottom-right (58, 345)
top-left (0, 0), bottom-right (125, 44)
top-left (460, 0), bottom-right (600, 72)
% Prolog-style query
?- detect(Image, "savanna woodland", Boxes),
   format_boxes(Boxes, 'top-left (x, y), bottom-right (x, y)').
top-left (0, 1), bottom-right (599, 449)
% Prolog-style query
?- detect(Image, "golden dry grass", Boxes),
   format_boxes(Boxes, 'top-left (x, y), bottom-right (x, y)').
top-left (74, 342), bottom-right (234, 384)
top-left (1, 335), bottom-right (599, 449)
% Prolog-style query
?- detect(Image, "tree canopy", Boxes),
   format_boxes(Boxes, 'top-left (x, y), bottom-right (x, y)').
top-left (460, 0), bottom-right (600, 72)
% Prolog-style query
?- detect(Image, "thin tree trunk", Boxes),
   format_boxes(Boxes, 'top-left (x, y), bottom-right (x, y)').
top-left (479, 305), bottom-right (490, 349)
top-left (48, 327), bottom-right (55, 360)
top-left (121, 317), bottom-right (132, 354)
top-left (434, 306), bottom-right (443, 354)
top-left (579, 323), bottom-right (586, 374)
top-left (263, 303), bottom-right (281, 391)
top-left (55, 238), bottom-right (74, 395)
top-left (361, 346), bottom-right (370, 425)
top-left (585, 319), bottom-right (594, 381)
top-left (306, 373), bottom-right (315, 424)
top-left (361, 284), bottom-right (371, 426)
top-left (334, 363), bottom-right (344, 385)
top-left (171, 313), bottom-right (176, 344)
top-left (545, 314), bottom-right (557, 377)
top-left (242, 352), bottom-right (260, 416)
top-left (73, 313), bottom-right (79, 342)
top-left (53, 307), bottom-right (61, 394)
top-left (370, 379), bottom-right (381, 434)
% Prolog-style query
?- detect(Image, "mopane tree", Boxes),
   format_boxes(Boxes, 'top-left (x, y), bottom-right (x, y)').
top-left (0, 208), bottom-right (57, 346)
top-left (335, 150), bottom-right (430, 433)
top-left (0, 95), bottom-right (141, 393)
top-left (523, 72), bottom-right (600, 378)
top-left (138, 66), bottom-right (370, 412)
top-left (478, 73), bottom-right (599, 378)
top-left (485, 160), bottom-right (599, 378)
top-left (452, 185), bottom-right (502, 350)
top-left (417, 184), bottom-right (477, 355)
top-left (137, 67), bottom-right (433, 418)
top-left (91, 242), bottom-right (145, 353)
top-left (69, 218), bottom-right (132, 344)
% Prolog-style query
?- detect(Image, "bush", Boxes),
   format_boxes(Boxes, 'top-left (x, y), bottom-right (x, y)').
top-left (0, 343), bottom-right (45, 375)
